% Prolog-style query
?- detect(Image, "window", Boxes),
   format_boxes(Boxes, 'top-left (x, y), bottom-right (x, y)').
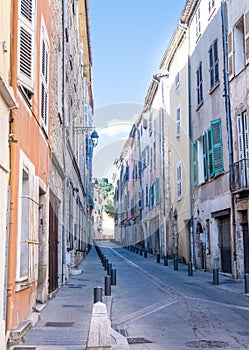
top-left (18, 0), bottom-right (36, 94)
top-left (153, 141), bottom-right (156, 170)
top-left (40, 21), bottom-right (50, 128)
top-left (228, 12), bottom-right (249, 79)
top-left (176, 160), bottom-right (182, 201)
top-left (208, 118), bottom-right (223, 177)
top-left (234, 17), bottom-right (245, 75)
top-left (145, 184), bottom-right (149, 207)
top-left (149, 112), bottom-right (153, 136)
top-left (208, 0), bottom-right (215, 14)
top-left (196, 62), bottom-right (203, 106)
top-left (175, 72), bottom-right (180, 88)
top-left (176, 107), bottom-right (181, 137)
top-left (209, 39), bottom-right (219, 90)
top-left (193, 140), bottom-right (198, 186)
top-left (195, 7), bottom-right (201, 39)
top-left (237, 111), bottom-right (249, 160)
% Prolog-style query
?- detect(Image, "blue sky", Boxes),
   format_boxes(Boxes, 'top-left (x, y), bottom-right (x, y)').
top-left (88, 1), bottom-right (186, 180)
top-left (89, 0), bottom-right (186, 107)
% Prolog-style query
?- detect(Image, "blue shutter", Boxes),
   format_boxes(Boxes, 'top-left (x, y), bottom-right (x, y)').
top-left (202, 132), bottom-right (208, 181)
top-left (211, 119), bottom-right (223, 174)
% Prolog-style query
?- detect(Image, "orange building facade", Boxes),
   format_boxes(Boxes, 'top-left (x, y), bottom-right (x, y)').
top-left (7, 0), bottom-right (51, 336)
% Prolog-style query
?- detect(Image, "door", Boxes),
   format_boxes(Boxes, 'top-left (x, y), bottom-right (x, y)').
top-left (242, 222), bottom-right (249, 274)
top-left (49, 197), bottom-right (58, 293)
top-left (218, 216), bottom-right (231, 273)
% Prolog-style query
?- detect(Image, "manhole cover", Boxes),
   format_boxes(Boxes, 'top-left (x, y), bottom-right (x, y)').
top-left (186, 340), bottom-right (229, 348)
top-left (45, 322), bottom-right (74, 327)
top-left (12, 348), bottom-right (36, 350)
top-left (127, 337), bottom-right (153, 344)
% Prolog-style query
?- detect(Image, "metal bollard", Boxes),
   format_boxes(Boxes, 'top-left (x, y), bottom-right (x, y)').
top-left (144, 250), bottom-right (147, 258)
top-left (213, 268), bottom-right (219, 285)
top-left (105, 275), bottom-right (111, 296)
top-left (157, 253), bottom-right (160, 263)
top-left (188, 262), bottom-right (193, 276)
top-left (164, 256), bottom-right (168, 266)
top-left (136, 248), bottom-right (138, 254)
top-left (140, 249), bottom-right (143, 256)
top-left (174, 257), bottom-right (178, 271)
top-left (94, 286), bottom-right (102, 303)
top-left (245, 274), bottom-right (249, 294)
top-left (107, 262), bottom-right (112, 276)
top-left (111, 268), bottom-right (117, 285)
top-left (104, 258), bottom-right (109, 271)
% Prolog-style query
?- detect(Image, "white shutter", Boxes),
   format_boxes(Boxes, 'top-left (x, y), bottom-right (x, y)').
top-left (245, 12), bottom-right (249, 65)
top-left (18, 0), bottom-right (36, 91)
top-left (228, 32), bottom-right (234, 79)
top-left (237, 115), bottom-right (243, 160)
top-left (243, 112), bottom-right (249, 159)
top-left (40, 22), bottom-right (50, 128)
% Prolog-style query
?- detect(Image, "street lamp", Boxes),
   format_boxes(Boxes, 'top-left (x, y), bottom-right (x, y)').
top-left (74, 126), bottom-right (99, 147)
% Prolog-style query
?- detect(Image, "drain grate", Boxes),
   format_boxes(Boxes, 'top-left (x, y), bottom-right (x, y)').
top-left (186, 340), bottom-right (229, 348)
top-left (127, 337), bottom-right (153, 344)
top-left (63, 304), bottom-right (84, 308)
top-left (12, 348), bottom-right (36, 350)
top-left (45, 321), bottom-right (74, 327)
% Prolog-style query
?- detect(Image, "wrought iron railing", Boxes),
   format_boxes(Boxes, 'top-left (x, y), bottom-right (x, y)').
top-left (231, 159), bottom-right (249, 192)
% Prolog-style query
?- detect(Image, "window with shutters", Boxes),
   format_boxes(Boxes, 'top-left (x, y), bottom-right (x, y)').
top-left (237, 111), bottom-right (249, 160)
top-left (195, 6), bottom-right (201, 39)
top-left (18, 0), bottom-right (36, 96)
top-left (176, 160), bottom-right (182, 201)
top-left (228, 12), bottom-right (249, 79)
top-left (209, 39), bottom-right (219, 91)
top-left (234, 17), bottom-right (245, 75)
top-left (176, 107), bottom-right (181, 137)
top-left (208, 0), bottom-right (215, 15)
top-left (153, 141), bottom-right (156, 170)
top-left (40, 21), bottom-right (50, 129)
top-left (196, 62), bottom-right (203, 107)
top-left (208, 119), bottom-right (223, 177)
top-left (145, 184), bottom-right (149, 207)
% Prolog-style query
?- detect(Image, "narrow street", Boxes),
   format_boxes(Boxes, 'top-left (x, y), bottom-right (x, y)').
top-left (12, 240), bottom-right (249, 350)
top-left (100, 241), bottom-right (249, 350)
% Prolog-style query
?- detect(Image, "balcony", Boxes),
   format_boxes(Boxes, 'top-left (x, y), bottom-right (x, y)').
top-left (231, 159), bottom-right (249, 194)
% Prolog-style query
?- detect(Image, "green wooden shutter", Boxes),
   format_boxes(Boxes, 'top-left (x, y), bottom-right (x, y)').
top-left (193, 140), bottom-right (198, 185)
top-left (208, 127), bottom-right (214, 177)
top-left (211, 119), bottom-right (223, 174)
top-left (203, 132), bottom-right (208, 181)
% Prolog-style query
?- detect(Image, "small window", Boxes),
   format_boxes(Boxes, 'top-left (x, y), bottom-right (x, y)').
top-left (196, 61), bottom-right (203, 106)
top-left (176, 160), bottom-right (182, 201)
top-left (176, 107), bottom-right (181, 137)
top-left (208, 0), bottom-right (215, 14)
top-left (209, 39), bottom-right (219, 90)
top-left (175, 72), bottom-right (180, 88)
top-left (234, 17), bottom-right (245, 75)
top-left (196, 7), bottom-right (201, 39)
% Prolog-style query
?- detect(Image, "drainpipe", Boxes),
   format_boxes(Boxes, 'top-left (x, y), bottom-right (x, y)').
top-left (62, 0), bottom-right (68, 283)
top-left (221, 1), bottom-right (237, 276)
top-left (188, 52), bottom-right (195, 267)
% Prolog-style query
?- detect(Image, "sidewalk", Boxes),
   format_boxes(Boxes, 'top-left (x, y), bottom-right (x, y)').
top-left (8, 246), bottom-right (113, 350)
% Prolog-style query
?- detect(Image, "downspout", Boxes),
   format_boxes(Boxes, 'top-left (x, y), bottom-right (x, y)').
top-left (221, 1), bottom-right (237, 276)
top-left (188, 48), bottom-right (195, 266)
top-left (62, 0), bottom-right (68, 283)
